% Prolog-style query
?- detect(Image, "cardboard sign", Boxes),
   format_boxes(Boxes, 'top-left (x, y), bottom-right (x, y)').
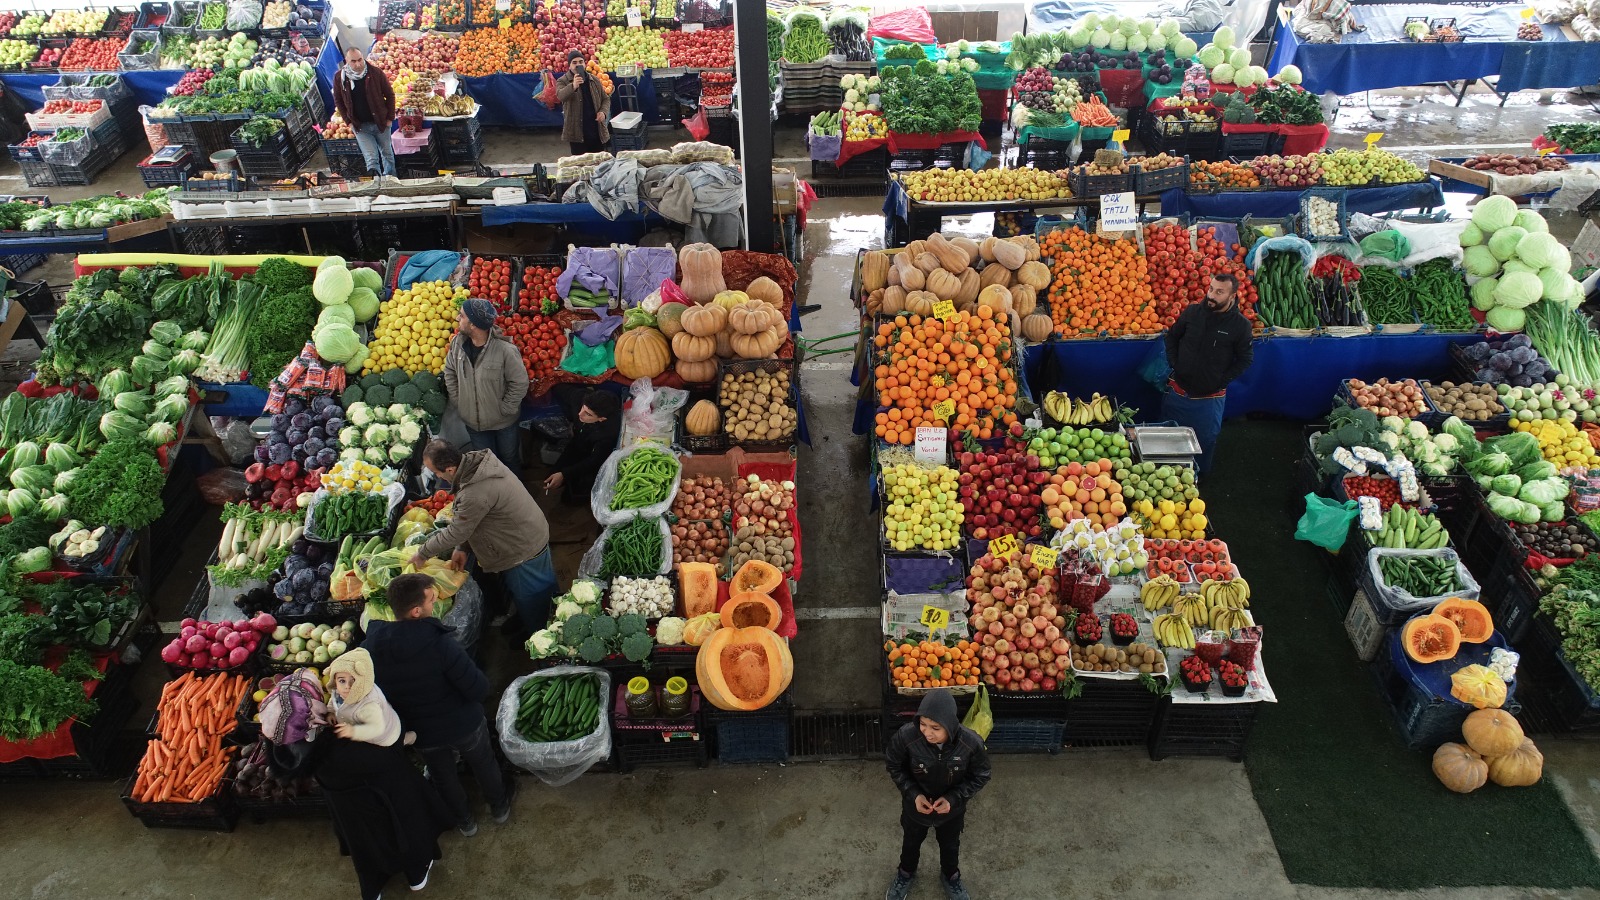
top-left (1364, 132), bottom-right (1383, 147)
top-left (933, 398), bottom-right (955, 421)
top-left (919, 605), bottom-right (951, 631)
top-left (1099, 191), bottom-right (1137, 232)
top-left (1572, 220), bottom-right (1600, 271)
top-left (627, 7), bottom-right (642, 26)
top-left (492, 186), bottom-right (525, 205)
top-left (988, 533), bottom-right (1018, 560)
top-left (1030, 545), bottom-right (1059, 569)
top-left (914, 426), bottom-right (947, 464)
top-left (494, 0), bottom-right (509, 9)
top-left (931, 299), bottom-right (955, 321)
top-left (1111, 128), bottom-right (1130, 143)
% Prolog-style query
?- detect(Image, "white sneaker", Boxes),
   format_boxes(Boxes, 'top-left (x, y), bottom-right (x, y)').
top-left (410, 858), bottom-right (435, 891)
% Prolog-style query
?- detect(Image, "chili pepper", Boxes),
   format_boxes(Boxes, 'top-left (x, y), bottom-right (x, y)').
top-left (608, 447), bottom-right (679, 511)
top-left (600, 515), bottom-right (664, 578)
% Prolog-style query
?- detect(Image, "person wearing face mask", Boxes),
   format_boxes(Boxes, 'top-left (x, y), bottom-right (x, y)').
top-left (556, 48), bottom-right (611, 155)
top-left (332, 46), bottom-right (397, 177)
top-left (1162, 272), bottom-right (1254, 474)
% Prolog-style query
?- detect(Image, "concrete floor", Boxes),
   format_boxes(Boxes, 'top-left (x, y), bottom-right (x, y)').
top-left (6, 84), bottom-right (1600, 899)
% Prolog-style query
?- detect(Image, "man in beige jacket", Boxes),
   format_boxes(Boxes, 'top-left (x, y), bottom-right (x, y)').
top-left (444, 298), bottom-right (529, 473)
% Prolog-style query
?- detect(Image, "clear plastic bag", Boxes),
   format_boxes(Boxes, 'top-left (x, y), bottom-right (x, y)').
top-left (196, 467), bottom-right (249, 505)
top-left (442, 576), bottom-right (482, 649)
top-left (225, 0), bottom-right (263, 30)
top-left (213, 416), bottom-right (258, 465)
top-left (1367, 547), bottom-right (1480, 613)
top-left (577, 515), bottom-right (673, 580)
top-left (619, 377), bottom-right (688, 446)
top-left (590, 440), bottom-right (681, 527)
top-left (302, 482), bottom-right (407, 542)
top-left (494, 667), bottom-right (611, 786)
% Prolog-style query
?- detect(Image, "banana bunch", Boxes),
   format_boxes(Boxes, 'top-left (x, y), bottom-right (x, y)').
top-left (1209, 606), bottom-right (1252, 632)
top-left (1375, 505), bottom-right (1448, 550)
top-left (417, 93), bottom-right (477, 117)
top-left (1044, 391), bottom-right (1115, 425)
top-left (1173, 594), bottom-right (1210, 628)
top-left (1141, 574), bottom-right (1182, 611)
top-left (1153, 613), bottom-right (1195, 649)
top-left (1199, 577), bottom-right (1251, 610)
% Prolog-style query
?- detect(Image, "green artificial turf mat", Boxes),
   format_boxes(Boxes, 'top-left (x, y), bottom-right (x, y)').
top-left (1209, 420), bottom-right (1600, 889)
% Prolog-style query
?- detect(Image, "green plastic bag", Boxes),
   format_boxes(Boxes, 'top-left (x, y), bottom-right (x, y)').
top-left (1359, 230), bottom-right (1411, 262)
top-left (962, 684), bottom-right (993, 741)
top-left (1295, 493), bottom-right (1358, 550)
top-left (559, 339), bottom-right (615, 377)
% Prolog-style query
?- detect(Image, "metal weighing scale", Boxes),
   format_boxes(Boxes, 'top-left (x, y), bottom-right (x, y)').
top-left (1125, 425), bottom-right (1202, 467)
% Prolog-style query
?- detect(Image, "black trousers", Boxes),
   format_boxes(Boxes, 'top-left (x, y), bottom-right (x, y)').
top-left (570, 138), bottom-right (605, 155)
top-left (900, 810), bottom-right (963, 879)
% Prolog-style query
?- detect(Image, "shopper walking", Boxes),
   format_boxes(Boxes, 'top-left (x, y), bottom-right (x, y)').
top-left (364, 573), bottom-right (517, 837)
top-left (333, 45), bottom-right (397, 177)
top-left (883, 689), bottom-right (991, 900)
top-left (542, 388), bottom-right (622, 503)
top-left (1161, 272), bottom-right (1254, 474)
top-left (445, 298), bottom-right (529, 473)
top-left (556, 49), bottom-right (611, 155)
top-left (413, 440), bottom-right (557, 633)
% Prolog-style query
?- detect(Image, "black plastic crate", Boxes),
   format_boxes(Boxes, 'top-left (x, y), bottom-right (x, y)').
top-left (813, 148), bottom-right (888, 182)
top-left (985, 717), bottom-right (1065, 754)
top-left (122, 778), bottom-right (240, 831)
top-left (1221, 130), bottom-right (1282, 160)
top-left (18, 159), bottom-right (60, 188)
top-left (1137, 111), bottom-right (1223, 161)
top-left (1146, 699), bottom-right (1259, 760)
top-left (1132, 159), bottom-right (1190, 195)
top-left (231, 122), bottom-right (292, 156)
top-left (321, 136), bottom-right (361, 156)
top-left (1019, 138), bottom-right (1071, 171)
top-left (39, 665), bottom-right (143, 778)
top-left (1072, 167), bottom-right (1134, 200)
top-left (135, 2), bottom-right (173, 29)
top-left (889, 142), bottom-right (966, 173)
top-left (1525, 617), bottom-right (1600, 731)
top-left (7, 134), bottom-right (52, 162)
top-left (138, 153), bottom-right (193, 186)
top-left (707, 113), bottom-right (738, 154)
top-left (1476, 552), bottom-right (1539, 644)
top-left (704, 692), bottom-right (792, 764)
top-left (235, 149), bottom-right (302, 181)
top-left (1063, 676), bottom-right (1164, 748)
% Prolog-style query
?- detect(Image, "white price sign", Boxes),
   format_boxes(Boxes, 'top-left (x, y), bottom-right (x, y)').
top-left (626, 7), bottom-right (641, 26)
top-left (492, 186), bottom-right (526, 205)
top-left (682, 21), bottom-right (703, 31)
top-left (1099, 191), bottom-right (1137, 232)
top-left (913, 426), bottom-right (947, 464)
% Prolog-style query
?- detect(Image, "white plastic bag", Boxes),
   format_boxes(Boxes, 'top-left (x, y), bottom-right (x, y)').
top-left (495, 667), bottom-right (611, 786)
top-left (1367, 547), bottom-right (1480, 614)
top-left (590, 440), bottom-right (682, 526)
top-left (618, 377), bottom-right (689, 446)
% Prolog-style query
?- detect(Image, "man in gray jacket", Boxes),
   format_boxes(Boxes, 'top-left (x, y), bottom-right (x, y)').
top-left (444, 298), bottom-right (529, 473)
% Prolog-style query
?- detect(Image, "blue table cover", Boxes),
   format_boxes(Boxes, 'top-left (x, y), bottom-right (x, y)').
top-left (458, 69), bottom-right (663, 129)
top-left (1159, 181), bottom-right (1445, 218)
top-left (482, 202), bottom-right (664, 228)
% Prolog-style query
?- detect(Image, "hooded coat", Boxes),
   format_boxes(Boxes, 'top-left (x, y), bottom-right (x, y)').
top-left (416, 449), bottom-right (550, 573)
top-left (327, 648), bottom-right (404, 747)
top-left (884, 690), bottom-right (992, 826)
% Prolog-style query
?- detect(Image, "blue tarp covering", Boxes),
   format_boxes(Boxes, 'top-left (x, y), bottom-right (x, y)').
top-left (1159, 181), bottom-right (1445, 218)
top-left (458, 69), bottom-right (663, 128)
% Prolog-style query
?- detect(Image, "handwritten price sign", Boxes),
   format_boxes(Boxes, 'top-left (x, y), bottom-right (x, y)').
top-left (988, 533), bottom-right (1019, 560)
top-left (919, 605), bottom-right (951, 631)
top-left (1030, 545), bottom-right (1059, 569)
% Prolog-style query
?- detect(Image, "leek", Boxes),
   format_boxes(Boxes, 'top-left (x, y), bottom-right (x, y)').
top-left (192, 280), bottom-right (261, 384)
top-left (1527, 300), bottom-right (1600, 388)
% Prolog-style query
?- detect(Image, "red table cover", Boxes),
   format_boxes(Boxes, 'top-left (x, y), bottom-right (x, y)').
top-left (885, 130), bottom-right (987, 155)
top-left (0, 652), bottom-right (114, 763)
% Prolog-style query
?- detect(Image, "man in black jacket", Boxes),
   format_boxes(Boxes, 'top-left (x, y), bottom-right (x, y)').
top-left (884, 689), bottom-right (991, 900)
top-left (1162, 272), bottom-right (1255, 473)
top-left (542, 388), bottom-right (622, 502)
top-left (364, 573), bottom-right (514, 837)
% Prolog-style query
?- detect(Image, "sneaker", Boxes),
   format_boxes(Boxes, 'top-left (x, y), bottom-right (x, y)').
top-left (941, 872), bottom-right (971, 900)
top-left (409, 858), bottom-right (434, 891)
top-left (457, 821), bottom-right (478, 838)
top-left (491, 777), bottom-right (518, 824)
top-left (885, 869), bottom-right (914, 900)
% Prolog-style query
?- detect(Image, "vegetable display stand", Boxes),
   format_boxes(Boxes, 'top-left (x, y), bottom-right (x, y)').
top-left (1343, 589), bottom-right (1391, 663)
top-left (121, 777), bottom-right (240, 831)
top-left (1146, 699), bottom-right (1260, 761)
top-left (1062, 675), bottom-right (1164, 749)
top-left (610, 683), bottom-right (707, 772)
top-left (1369, 629), bottom-right (1520, 751)
top-left (704, 692), bottom-right (793, 764)
top-left (985, 717), bottom-right (1065, 754)
top-left (1522, 617), bottom-right (1600, 732)
top-left (1474, 551), bottom-right (1539, 645)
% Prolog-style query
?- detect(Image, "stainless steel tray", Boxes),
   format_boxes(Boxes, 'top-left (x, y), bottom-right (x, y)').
top-left (1127, 425), bottom-right (1202, 458)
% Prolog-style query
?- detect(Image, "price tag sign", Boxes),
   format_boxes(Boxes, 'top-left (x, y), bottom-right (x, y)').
top-left (1030, 545), bottom-right (1059, 569)
top-left (1521, 7), bottom-right (1536, 18)
top-left (988, 533), bottom-right (1019, 560)
top-left (914, 426), bottom-right (947, 464)
top-left (1099, 191), bottom-right (1137, 232)
top-left (1538, 145), bottom-right (1557, 156)
top-left (1364, 132), bottom-right (1383, 149)
top-left (494, 0), bottom-right (509, 9)
top-left (1278, 5), bottom-right (1292, 24)
top-left (919, 605), bottom-right (951, 631)
top-left (931, 299), bottom-right (956, 320)
top-left (627, 7), bottom-right (642, 26)
top-left (932, 398), bottom-right (955, 421)
top-left (683, 21), bottom-right (703, 32)
top-left (499, 16), bottom-right (510, 27)
top-left (1111, 128), bottom-right (1130, 143)
top-left (492, 186), bottom-right (526, 205)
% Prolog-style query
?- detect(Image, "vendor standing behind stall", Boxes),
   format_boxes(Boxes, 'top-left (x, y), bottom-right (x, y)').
top-left (444, 298), bottom-right (529, 473)
top-left (1162, 273), bottom-right (1254, 474)
top-left (556, 49), bottom-right (611, 155)
top-left (332, 46), bottom-right (397, 177)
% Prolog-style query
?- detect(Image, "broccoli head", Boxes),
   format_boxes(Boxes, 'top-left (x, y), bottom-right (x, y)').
top-left (393, 382), bottom-right (422, 406)
top-left (412, 370), bottom-right (441, 393)
top-left (589, 615), bottom-right (618, 641)
top-left (340, 383), bottom-right (363, 407)
top-left (380, 368), bottom-right (409, 387)
top-left (620, 631), bottom-right (653, 662)
top-left (364, 384), bottom-right (393, 407)
top-left (360, 372), bottom-right (383, 390)
top-left (419, 390), bottom-right (447, 417)
top-left (577, 635), bottom-right (609, 663)
top-left (616, 612), bottom-right (647, 637)
top-left (563, 612), bottom-right (593, 644)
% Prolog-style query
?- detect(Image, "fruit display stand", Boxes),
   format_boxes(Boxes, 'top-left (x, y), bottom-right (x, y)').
top-left (882, 179), bottom-right (1163, 249)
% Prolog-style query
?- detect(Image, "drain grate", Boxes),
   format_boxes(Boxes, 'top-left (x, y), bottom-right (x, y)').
top-left (790, 709), bottom-right (885, 760)
top-left (810, 180), bottom-right (888, 199)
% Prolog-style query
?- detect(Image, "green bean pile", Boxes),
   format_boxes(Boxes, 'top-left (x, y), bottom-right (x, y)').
top-left (1411, 259), bottom-right (1476, 330)
top-left (601, 516), bottom-right (665, 578)
top-left (1360, 266), bottom-right (1414, 325)
top-left (608, 447), bottom-right (678, 511)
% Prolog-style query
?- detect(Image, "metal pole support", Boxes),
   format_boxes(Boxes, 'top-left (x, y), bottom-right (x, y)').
top-left (733, 0), bottom-right (773, 251)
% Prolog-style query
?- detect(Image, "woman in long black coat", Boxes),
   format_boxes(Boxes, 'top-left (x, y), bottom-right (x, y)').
top-left (312, 736), bottom-right (454, 899)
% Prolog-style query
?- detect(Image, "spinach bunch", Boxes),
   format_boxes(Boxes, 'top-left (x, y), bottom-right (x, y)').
top-left (0, 658), bottom-right (97, 741)
top-left (63, 441), bottom-right (166, 530)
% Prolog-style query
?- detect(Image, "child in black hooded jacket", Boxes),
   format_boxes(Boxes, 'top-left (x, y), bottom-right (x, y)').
top-left (883, 688), bottom-right (991, 900)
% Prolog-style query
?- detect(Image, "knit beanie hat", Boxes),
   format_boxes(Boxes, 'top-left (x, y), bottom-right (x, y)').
top-left (462, 297), bottom-right (496, 330)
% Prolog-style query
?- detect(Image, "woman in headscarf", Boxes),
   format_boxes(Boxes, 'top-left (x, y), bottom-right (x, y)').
top-left (556, 48), bottom-right (611, 155)
top-left (332, 45), bottom-right (397, 177)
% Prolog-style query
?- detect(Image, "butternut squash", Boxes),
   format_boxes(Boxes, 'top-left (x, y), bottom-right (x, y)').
top-left (899, 265), bottom-right (926, 292)
top-left (882, 286), bottom-right (907, 315)
top-left (684, 400), bottom-right (720, 435)
top-left (745, 276), bottom-right (784, 306)
top-left (990, 238), bottom-right (1027, 271)
top-left (904, 239), bottom-right (928, 259)
top-left (1009, 283), bottom-right (1038, 317)
top-left (861, 252), bottom-right (890, 293)
top-left (949, 236), bottom-right (981, 268)
top-left (678, 243), bottom-right (726, 304)
top-left (927, 233), bottom-right (969, 274)
top-left (979, 236), bottom-right (999, 263)
top-left (915, 252), bottom-right (942, 275)
top-left (925, 268), bottom-right (961, 301)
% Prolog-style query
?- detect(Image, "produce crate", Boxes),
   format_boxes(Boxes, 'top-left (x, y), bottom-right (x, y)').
top-left (135, 2), bottom-right (172, 29)
top-left (984, 717), bottom-right (1065, 754)
top-left (713, 358), bottom-right (799, 452)
top-left (137, 152), bottom-right (193, 186)
top-left (161, 0), bottom-right (199, 36)
top-left (889, 142), bottom-right (967, 174)
top-left (1071, 167), bottom-right (1134, 201)
top-left (1417, 381), bottom-right (1511, 432)
top-left (881, 551), bottom-right (966, 596)
top-left (235, 783), bottom-right (330, 821)
top-left (1475, 551), bottom-right (1539, 644)
top-left (117, 28), bottom-right (161, 70)
top-left (1019, 138), bottom-right (1072, 171)
top-left (1299, 187), bottom-right (1350, 243)
top-left (103, 6), bottom-right (140, 36)
top-left (705, 692), bottom-right (792, 764)
top-left (121, 776), bottom-right (240, 831)
top-left (1062, 675), bottom-right (1163, 748)
top-left (8, 134), bottom-right (52, 162)
top-left (230, 122), bottom-right (292, 156)
top-left (1221, 130), bottom-right (1282, 159)
top-left (1370, 629), bottom-right (1520, 751)
top-left (235, 147), bottom-right (302, 181)
top-left (1132, 159), bottom-right (1189, 195)
top-left (1146, 699), bottom-right (1260, 760)
top-left (1525, 616), bottom-right (1600, 731)
top-left (674, 387), bottom-right (727, 454)
top-left (1137, 111), bottom-right (1222, 160)
top-left (610, 684), bottom-right (707, 771)
top-left (1343, 588), bottom-right (1390, 662)
top-left (18, 159), bottom-right (60, 189)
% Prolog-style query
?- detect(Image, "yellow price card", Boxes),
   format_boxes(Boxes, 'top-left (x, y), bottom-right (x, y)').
top-left (919, 605), bottom-right (951, 631)
top-left (931, 299), bottom-right (955, 320)
top-left (988, 533), bottom-right (1018, 559)
top-left (933, 398), bottom-right (955, 420)
top-left (1030, 545), bottom-right (1059, 569)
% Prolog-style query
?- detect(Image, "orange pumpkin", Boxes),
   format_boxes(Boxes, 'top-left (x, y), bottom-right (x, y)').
top-left (671, 330), bottom-right (716, 363)
top-left (721, 591), bottom-right (782, 631)
top-left (679, 303), bottom-right (726, 338)
top-left (1433, 742), bottom-right (1488, 793)
top-left (731, 559), bottom-right (783, 593)
top-left (696, 625), bottom-right (794, 711)
top-left (675, 357), bottom-right (718, 383)
top-left (1402, 613), bottom-right (1461, 664)
top-left (678, 561), bottom-right (719, 618)
top-left (1434, 597), bottom-right (1493, 643)
top-left (614, 328), bottom-right (669, 380)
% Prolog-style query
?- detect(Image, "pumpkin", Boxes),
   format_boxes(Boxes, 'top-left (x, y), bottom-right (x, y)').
top-left (900, 265), bottom-right (926, 292)
top-left (915, 252), bottom-right (942, 275)
top-left (904, 239), bottom-right (929, 259)
top-left (1402, 613), bottom-right (1461, 664)
top-left (865, 288), bottom-right (884, 316)
top-left (1450, 664), bottom-right (1508, 710)
top-left (682, 612), bottom-right (721, 646)
top-left (657, 302), bottom-right (688, 338)
top-left (927, 233), bottom-right (969, 274)
top-left (671, 330), bottom-right (716, 363)
top-left (728, 301), bottom-right (775, 334)
top-left (888, 265), bottom-right (901, 287)
top-left (678, 243), bottom-right (726, 304)
top-left (990, 238), bottom-right (1027, 271)
top-left (676, 357), bottom-right (718, 383)
top-left (976, 284), bottom-right (1011, 313)
top-left (862, 252), bottom-right (890, 293)
top-left (955, 268), bottom-right (981, 305)
top-left (905, 291), bottom-right (937, 317)
top-left (1022, 311), bottom-right (1053, 342)
top-left (926, 268), bottom-right (961, 301)
top-left (1008, 235), bottom-right (1041, 262)
top-left (979, 236), bottom-right (999, 263)
top-left (1010, 283), bottom-right (1038, 317)
top-left (1015, 261), bottom-right (1051, 290)
top-left (680, 303), bottom-right (727, 338)
top-left (731, 325), bottom-right (785, 359)
top-left (949, 236), bottom-right (981, 267)
top-left (731, 559), bottom-right (783, 593)
top-left (614, 327), bottom-right (670, 379)
top-left (1433, 742), bottom-right (1488, 793)
top-left (1434, 597), bottom-right (1493, 643)
top-left (714, 330), bottom-right (735, 358)
top-left (721, 591), bottom-right (783, 631)
top-left (679, 561), bottom-right (720, 616)
top-left (697, 625), bottom-right (794, 711)
top-left (979, 263), bottom-right (1014, 289)
top-left (1487, 737), bottom-right (1544, 787)
top-left (882, 286), bottom-right (907, 315)
top-left (684, 401), bottom-right (720, 436)
top-left (714, 290), bottom-right (750, 308)
top-left (745, 276), bottom-right (784, 306)
top-left (1462, 708), bottom-right (1524, 757)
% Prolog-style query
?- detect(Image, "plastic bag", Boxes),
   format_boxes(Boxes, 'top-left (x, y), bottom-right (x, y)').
top-left (1368, 547), bottom-right (1481, 613)
top-left (590, 440), bottom-right (681, 526)
top-left (495, 667), bottom-right (612, 785)
top-left (197, 467), bottom-right (249, 504)
top-left (620, 247), bottom-right (677, 308)
top-left (1138, 343), bottom-right (1172, 393)
top-left (558, 338), bottom-right (614, 376)
top-left (213, 416), bottom-right (258, 465)
top-left (1358, 230), bottom-right (1411, 262)
top-left (302, 481), bottom-right (407, 542)
top-left (577, 515), bottom-right (673, 580)
top-left (867, 6), bottom-right (936, 43)
top-left (225, 0), bottom-right (264, 30)
top-left (538, 70), bottom-right (560, 109)
top-left (1294, 493), bottom-right (1358, 550)
top-left (683, 107), bottom-right (710, 141)
top-left (619, 377), bottom-right (688, 446)
top-left (441, 577), bottom-right (482, 650)
top-left (962, 685), bottom-right (993, 740)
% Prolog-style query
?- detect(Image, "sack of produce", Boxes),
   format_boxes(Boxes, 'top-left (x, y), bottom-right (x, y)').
top-left (495, 667), bottom-right (612, 786)
top-left (1368, 547), bottom-right (1480, 614)
top-left (591, 441), bottom-right (681, 526)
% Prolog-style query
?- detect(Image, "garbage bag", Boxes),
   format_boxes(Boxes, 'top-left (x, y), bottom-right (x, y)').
top-left (495, 667), bottom-right (612, 786)
top-left (1294, 492), bottom-right (1358, 550)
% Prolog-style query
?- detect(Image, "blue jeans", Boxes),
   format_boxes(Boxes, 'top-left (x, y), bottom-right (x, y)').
top-left (353, 121), bottom-right (396, 176)
top-left (503, 547), bottom-right (557, 631)
top-left (466, 423), bottom-right (520, 474)
top-left (1161, 391), bottom-right (1227, 474)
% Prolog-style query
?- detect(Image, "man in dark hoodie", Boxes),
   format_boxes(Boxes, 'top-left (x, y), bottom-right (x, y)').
top-left (542, 388), bottom-right (622, 503)
top-left (884, 688), bottom-right (991, 900)
top-left (1161, 272), bottom-right (1254, 474)
top-left (364, 573), bottom-right (515, 837)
